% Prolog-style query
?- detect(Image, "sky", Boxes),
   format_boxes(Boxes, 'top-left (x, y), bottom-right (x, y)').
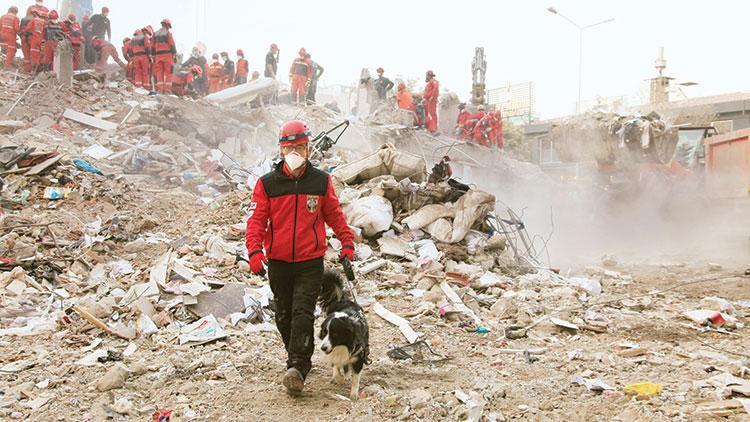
top-left (10, 0), bottom-right (750, 119)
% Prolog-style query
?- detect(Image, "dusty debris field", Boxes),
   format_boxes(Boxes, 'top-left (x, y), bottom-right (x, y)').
top-left (2, 227), bottom-right (748, 422)
top-left (1, 71), bottom-right (749, 421)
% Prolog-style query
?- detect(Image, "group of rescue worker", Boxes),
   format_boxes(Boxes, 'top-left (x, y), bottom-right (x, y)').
top-left (392, 70), bottom-right (441, 134)
top-left (455, 103), bottom-right (504, 148)
top-left (0, 2), bottom-right (118, 74)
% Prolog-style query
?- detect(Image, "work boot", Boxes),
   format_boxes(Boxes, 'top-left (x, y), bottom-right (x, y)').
top-left (282, 367), bottom-right (304, 396)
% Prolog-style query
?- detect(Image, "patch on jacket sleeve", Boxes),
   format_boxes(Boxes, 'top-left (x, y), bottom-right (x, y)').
top-left (306, 195), bottom-right (319, 213)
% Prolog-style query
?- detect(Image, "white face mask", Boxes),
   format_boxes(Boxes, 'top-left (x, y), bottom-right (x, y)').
top-left (284, 151), bottom-right (306, 171)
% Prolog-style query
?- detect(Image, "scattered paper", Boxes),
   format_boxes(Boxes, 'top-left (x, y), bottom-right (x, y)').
top-left (178, 315), bottom-right (228, 346)
top-left (373, 302), bottom-right (418, 343)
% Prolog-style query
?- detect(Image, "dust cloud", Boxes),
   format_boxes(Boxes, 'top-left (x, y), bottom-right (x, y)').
top-left (481, 163), bottom-right (750, 270)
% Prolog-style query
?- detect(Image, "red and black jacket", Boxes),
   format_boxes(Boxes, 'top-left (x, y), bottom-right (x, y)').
top-left (246, 161), bottom-right (354, 263)
top-left (62, 20), bottom-right (83, 46)
top-left (128, 34), bottom-right (150, 58)
top-left (152, 28), bottom-right (175, 58)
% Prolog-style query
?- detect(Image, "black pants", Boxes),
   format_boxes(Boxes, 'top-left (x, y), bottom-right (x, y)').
top-left (306, 80), bottom-right (318, 104)
top-left (268, 257), bottom-right (323, 379)
top-left (236, 76), bottom-right (247, 85)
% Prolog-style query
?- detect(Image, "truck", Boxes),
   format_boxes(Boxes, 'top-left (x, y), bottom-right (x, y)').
top-left (705, 128), bottom-right (750, 199)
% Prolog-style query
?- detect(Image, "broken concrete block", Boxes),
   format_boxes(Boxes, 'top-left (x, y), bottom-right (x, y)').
top-left (96, 363), bottom-right (129, 391)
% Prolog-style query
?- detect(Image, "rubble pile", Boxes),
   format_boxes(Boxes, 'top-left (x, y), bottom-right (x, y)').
top-left (0, 70), bottom-right (748, 420)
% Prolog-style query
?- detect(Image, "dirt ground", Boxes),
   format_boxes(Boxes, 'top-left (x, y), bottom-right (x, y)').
top-left (2, 193), bottom-right (748, 421)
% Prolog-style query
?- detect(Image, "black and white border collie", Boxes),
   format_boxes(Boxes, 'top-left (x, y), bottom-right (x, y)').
top-left (318, 269), bottom-right (370, 400)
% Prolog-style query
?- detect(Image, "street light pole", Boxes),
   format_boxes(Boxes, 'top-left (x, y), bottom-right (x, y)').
top-left (547, 7), bottom-right (614, 113)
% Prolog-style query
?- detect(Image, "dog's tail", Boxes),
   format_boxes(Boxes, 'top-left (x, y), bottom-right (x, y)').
top-left (320, 269), bottom-right (350, 312)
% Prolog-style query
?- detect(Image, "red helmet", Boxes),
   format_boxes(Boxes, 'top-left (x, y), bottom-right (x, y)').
top-left (48, 10), bottom-right (59, 20)
top-left (67, 13), bottom-right (76, 21)
top-left (191, 65), bottom-right (202, 76)
top-left (8, 6), bottom-right (18, 14)
top-left (279, 120), bottom-right (311, 146)
top-left (161, 18), bottom-right (171, 28)
top-left (236, 49), bottom-right (244, 56)
top-left (143, 25), bottom-right (153, 35)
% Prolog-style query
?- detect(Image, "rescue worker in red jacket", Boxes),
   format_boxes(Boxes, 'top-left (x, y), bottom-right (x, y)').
top-left (235, 49), bottom-right (248, 85)
top-left (289, 48), bottom-right (312, 106)
top-left (92, 35), bottom-right (125, 73)
top-left (62, 13), bottom-right (83, 70)
top-left (40, 9), bottom-right (63, 72)
top-left (121, 36), bottom-right (133, 83)
top-left (455, 103), bottom-right (471, 140)
top-left (472, 110), bottom-right (503, 147)
top-left (489, 110), bottom-right (503, 148)
top-left (27, 9), bottom-right (46, 72)
top-left (423, 70), bottom-right (440, 133)
top-left (465, 104), bottom-right (484, 135)
top-left (170, 65), bottom-right (201, 97)
top-left (142, 25), bottom-right (154, 91)
top-left (245, 120), bottom-right (355, 397)
top-left (128, 28), bottom-right (151, 89)
top-left (0, 6), bottom-right (20, 68)
top-left (152, 19), bottom-right (176, 93)
top-left (207, 53), bottom-right (223, 94)
top-left (26, 0), bottom-right (48, 21)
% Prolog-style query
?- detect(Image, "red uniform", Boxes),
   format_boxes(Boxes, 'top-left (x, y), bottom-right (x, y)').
top-left (236, 57), bottom-right (248, 84)
top-left (0, 12), bottom-right (20, 67)
top-left (465, 110), bottom-right (484, 135)
top-left (207, 61), bottom-right (223, 93)
top-left (128, 34), bottom-right (151, 89)
top-left (26, 5), bottom-right (48, 19)
top-left (41, 19), bottom-right (63, 70)
top-left (152, 27), bottom-right (175, 92)
top-left (27, 15), bottom-right (45, 70)
top-left (472, 112), bottom-right (502, 147)
top-left (424, 78), bottom-right (439, 132)
top-left (456, 110), bottom-right (471, 139)
top-left (245, 161), bottom-right (354, 264)
top-left (122, 38), bottom-right (134, 83)
top-left (62, 19), bottom-right (82, 69)
top-left (289, 56), bottom-right (312, 103)
top-left (92, 37), bottom-right (125, 72)
top-left (170, 70), bottom-right (195, 96)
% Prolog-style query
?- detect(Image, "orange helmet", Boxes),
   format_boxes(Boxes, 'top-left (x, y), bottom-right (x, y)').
top-left (279, 120), bottom-right (311, 146)
top-left (48, 10), bottom-right (59, 20)
top-left (191, 65), bottom-right (202, 76)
